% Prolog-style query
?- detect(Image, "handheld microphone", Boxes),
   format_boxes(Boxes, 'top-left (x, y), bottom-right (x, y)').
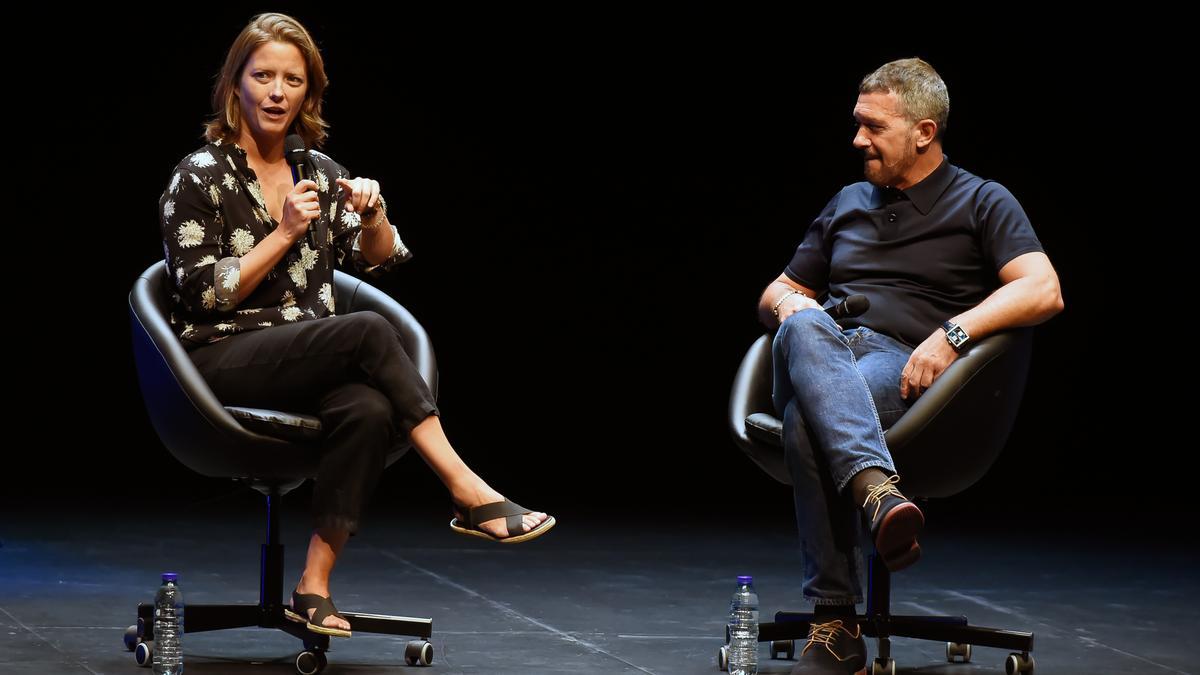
top-left (825, 294), bottom-right (870, 320)
top-left (284, 134), bottom-right (319, 250)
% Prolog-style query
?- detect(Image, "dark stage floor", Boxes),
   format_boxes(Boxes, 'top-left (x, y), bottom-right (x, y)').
top-left (1, 496), bottom-right (1195, 674)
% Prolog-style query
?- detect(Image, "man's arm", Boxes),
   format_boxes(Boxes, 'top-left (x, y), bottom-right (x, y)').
top-left (900, 251), bottom-right (1064, 400)
top-left (758, 274), bottom-right (823, 329)
top-left (949, 251), bottom-right (1064, 338)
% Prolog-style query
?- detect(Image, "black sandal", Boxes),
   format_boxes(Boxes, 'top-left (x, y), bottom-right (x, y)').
top-left (449, 499), bottom-right (556, 544)
top-left (284, 589), bottom-right (352, 638)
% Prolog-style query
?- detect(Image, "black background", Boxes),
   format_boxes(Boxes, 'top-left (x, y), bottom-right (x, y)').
top-left (13, 10), bottom-right (1177, 540)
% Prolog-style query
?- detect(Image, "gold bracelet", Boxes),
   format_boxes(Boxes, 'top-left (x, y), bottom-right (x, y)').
top-left (772, 289), bottom-right (806, 317)
top-left (361, 194), bottom-right (387, 231)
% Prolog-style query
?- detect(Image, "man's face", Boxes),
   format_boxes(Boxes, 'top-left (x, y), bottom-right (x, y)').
top-left (852, 91), bottom-right (919, 188)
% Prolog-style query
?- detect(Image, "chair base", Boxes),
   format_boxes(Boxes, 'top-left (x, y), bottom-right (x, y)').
top-left (761, 611), bottom-right (1033, 650)
top-left (129, 601), bottom-right (434, 673)
top-left (743, 554), bottom-right (1035, 673)
top-left (134, 601), bottom-right (433, 641)
top-left (126, 487), bottom-right (434, 672)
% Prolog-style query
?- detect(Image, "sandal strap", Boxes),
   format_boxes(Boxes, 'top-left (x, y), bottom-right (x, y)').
top-left (292, 590), bottom-right (344, 626)
top-left (466, 499), bottom-right (530, 530)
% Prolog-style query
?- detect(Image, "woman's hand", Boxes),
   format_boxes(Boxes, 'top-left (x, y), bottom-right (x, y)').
top-left (336, 177), bottom-right (384, 228)
top-left (280, 179), bottom-right (322, 243)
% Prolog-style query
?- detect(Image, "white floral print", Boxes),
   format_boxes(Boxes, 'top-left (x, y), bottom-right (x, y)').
top-left (319, 283), bottom-right (334, 312)
top-left (229, 229), bottom-right (256, 257)
top-left (201, 286), bottom-right (217, 310)
top-left (219, 265), bottom-right (240, 293)
top-left (160, 142), bottom-right (410, 346)
top-left (177, 220), bottom-right (205, 248)
top-left (247, 180), bottom-right (265, 209)
top-left (190, 151), bottom-right (217, 168)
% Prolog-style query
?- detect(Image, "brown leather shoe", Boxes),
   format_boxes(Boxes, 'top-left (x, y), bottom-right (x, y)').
top-left (789, 618), bottom-right (867, 674)
top-left (861, 475), bottom-right (924, 572)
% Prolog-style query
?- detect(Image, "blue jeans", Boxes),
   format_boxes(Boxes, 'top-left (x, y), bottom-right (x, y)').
top-left (772, 309), bottom-right (913, 605)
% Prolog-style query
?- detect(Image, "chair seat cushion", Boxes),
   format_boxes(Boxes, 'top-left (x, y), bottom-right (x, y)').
top-left (226, 407), bottom-right (323, 444)
top-left (745, 413), bottom-right (783, 448)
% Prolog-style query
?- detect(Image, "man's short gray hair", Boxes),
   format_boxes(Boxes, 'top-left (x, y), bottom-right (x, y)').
top-left (860, 58), bottom-right (949, 139)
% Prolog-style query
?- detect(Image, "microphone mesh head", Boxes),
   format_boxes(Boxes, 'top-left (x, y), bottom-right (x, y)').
top-left (846, 294), bottom-right (870, 316)
top-left (284, 134), bottom-right (307, 166)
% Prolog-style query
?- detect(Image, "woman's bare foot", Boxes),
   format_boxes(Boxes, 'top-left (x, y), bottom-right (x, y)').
top-left (451, 478), bottom-right (549, 539)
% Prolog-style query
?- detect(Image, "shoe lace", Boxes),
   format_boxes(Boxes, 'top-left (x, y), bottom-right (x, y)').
top-left (862, 474), bottom-right (904, 521)
top-left (802, 619), bottom-right (858, 657)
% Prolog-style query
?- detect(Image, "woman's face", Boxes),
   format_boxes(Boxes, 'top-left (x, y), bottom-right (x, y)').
top-left (235, 41), bottom-right (308, 145)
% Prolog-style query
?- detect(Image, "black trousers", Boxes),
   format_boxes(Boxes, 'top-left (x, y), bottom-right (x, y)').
top-left (189, 311), bottom-right (439, 535)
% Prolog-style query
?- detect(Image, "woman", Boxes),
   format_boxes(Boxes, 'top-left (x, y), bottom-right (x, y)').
top-left (158, 13), bottom-right (553, 638)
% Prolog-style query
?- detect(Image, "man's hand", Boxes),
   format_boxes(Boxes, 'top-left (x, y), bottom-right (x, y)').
top-left (899, 328), bottom-right (959, 400)
top-left (776, 292), bottom-right (821, 323)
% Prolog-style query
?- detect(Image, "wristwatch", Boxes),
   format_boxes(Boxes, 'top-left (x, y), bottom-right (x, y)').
top-left (941, 321), bottom-right (970, 352)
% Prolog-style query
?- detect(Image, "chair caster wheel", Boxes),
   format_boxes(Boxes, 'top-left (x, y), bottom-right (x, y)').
top-left (946, 641), bottom-right (972, 662)
top-left (405, 639), bottom-right (433, 666)
top-left (717, 644), bottom-right (729, 671)
top-left (1006, 651), bottom-right (1035, 674)
top-left (872, 657), bottom-right (896, 675)
top-left (295, 648), bottom-right (328, 675)
top-left (770, 639), bottom-right (795, 660)
top-left (133, 640), bottom-right (153, 667)
top-left (124, 624), bottom-right (142, 651)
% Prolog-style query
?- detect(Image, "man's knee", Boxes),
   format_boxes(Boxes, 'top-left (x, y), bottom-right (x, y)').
top-left (775, 309), bottom-right (836, 353)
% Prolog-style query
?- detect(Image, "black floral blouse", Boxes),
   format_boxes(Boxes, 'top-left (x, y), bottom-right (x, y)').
top-left (158, 139), bottom-right (411, 349)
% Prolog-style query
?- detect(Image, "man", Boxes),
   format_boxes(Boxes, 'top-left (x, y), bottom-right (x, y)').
top-left (759, 58), bottom-right (1063, 674)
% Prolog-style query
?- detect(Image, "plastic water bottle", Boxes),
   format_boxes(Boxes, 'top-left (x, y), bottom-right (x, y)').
top-left (728, 575), bottom-right (758, 675)
top-left (153, 572), bottom-right (184, 675)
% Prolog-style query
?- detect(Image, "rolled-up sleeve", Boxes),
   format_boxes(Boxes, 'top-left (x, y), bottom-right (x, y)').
top-left (325, 162), bottom-right (413, 276)
top-left (159, 167), bottom-right (240, 314)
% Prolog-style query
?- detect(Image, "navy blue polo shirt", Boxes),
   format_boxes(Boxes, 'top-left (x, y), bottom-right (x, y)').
top-left (784, 156), bottom-right (1044, 348)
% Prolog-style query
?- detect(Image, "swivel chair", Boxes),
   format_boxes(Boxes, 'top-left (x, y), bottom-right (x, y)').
top-left (724, 325), bottom-right (1037, 674)
top-left (127, 261), bottom-right (437, 674)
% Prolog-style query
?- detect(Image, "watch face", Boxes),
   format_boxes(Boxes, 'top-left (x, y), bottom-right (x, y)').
top-left (947, 326), bottom-right (969, 348)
